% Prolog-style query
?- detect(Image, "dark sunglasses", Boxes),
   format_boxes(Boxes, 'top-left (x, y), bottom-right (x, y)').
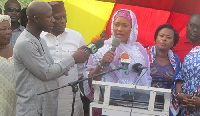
top-left (6, 7), bottom-right (21, 12)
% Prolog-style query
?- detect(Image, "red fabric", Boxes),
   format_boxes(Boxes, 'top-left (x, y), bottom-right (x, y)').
top-left (106, 3), bottom-right (192, 62)
top-left (115, 0), bottom-right (200, 15)
top-left (173, 35), bottom-right (200, 63)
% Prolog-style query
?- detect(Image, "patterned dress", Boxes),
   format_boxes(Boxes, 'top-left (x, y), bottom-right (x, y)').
top-left (0, 57), bottom-right (16, 116)
top-left (146, 45), bottom-right (182, 116)
top-left (151, 62), bottom-right (174, 89)
top-left (150, 62), bottom-right (174, 103)
top-left (176, 46), bottom-right (200, 116)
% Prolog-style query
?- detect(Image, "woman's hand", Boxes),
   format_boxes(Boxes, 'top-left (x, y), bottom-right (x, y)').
top-left (177, 93), bottom-right (200, 109)
top-left (181, 94), bottom-right (195, 109)
top-left (88, 50), bottom-right (116, 83)
top-left (101, 50), bottom-right (116, 67)
top-left (176, 93), bottom-right (192, 106)
top-left (184, 96), bottom-right (200, 109)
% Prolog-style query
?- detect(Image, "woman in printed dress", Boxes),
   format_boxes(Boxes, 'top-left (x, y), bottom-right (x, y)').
top-left (0, 15), bottom-right (16, 116)
top-left (146, 23), bottom-right (181, 116)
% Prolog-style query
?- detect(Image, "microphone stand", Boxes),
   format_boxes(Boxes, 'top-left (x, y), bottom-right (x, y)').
top-left (133, 73), bottom-right (141, 85)
top-left (130, 69), bottom-right (148, 116)
top-left (37, 67), bottom-right (122, 116)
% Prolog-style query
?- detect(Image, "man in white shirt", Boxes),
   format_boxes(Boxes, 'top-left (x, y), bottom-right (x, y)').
top-left (40, 1), bottom-right (84, 116)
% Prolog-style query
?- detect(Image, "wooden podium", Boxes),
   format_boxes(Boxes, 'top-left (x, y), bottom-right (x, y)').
top-left (90, 81), bottom-right (171, 116)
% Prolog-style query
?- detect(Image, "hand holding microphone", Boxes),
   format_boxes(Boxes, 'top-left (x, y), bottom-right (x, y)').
top-left (72, 36), bottom-right (104, 64)
top-left (72, 45), bottom-right (90, 64)
top-left (104, 38), bottom-right (121, 66)
top-left (100, 50), bottom-right (116, 68)
top-left (84, 36), bottom-right (104, 54)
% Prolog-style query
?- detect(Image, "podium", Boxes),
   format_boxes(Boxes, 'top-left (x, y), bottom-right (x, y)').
top-left (90, 81), bottom-right (171, 116)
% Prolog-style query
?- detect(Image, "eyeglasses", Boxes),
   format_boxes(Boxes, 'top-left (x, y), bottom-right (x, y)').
top-left (187, 23), bottom-right (200, 31)
top-left (6, 7), bottom-right (21, 12)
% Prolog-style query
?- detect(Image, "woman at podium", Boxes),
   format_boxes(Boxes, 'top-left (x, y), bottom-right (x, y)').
top-left (83, 9), bottom-right (152, 116)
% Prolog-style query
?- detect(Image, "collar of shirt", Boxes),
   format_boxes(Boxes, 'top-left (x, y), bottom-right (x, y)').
top-left (42, 28), bottom-right (69, 38)
top-left (184, 38), bottom-right (200, 47)
top-left (13, 25), bottom-right (25, 32)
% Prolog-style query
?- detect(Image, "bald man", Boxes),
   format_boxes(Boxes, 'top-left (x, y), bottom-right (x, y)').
top-left (13, 1), bottom-right (89, 116)
top-left (4, 0), bottom-right (25, 47)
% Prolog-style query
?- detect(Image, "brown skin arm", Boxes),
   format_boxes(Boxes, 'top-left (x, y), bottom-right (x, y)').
top-left (175, 80), bottom-right (198, 109)
top-left (175, 80), bottom-right (183, 94)
top-left (87, 50), bottom-right (115, 87)
top-left (183, 96), bottom-right (200, 109)
top-left (72, 45), bottom-right (89, 64)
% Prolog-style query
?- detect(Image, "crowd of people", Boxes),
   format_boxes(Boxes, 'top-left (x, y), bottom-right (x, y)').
top-left (0, 0), bottom-right (200, 116)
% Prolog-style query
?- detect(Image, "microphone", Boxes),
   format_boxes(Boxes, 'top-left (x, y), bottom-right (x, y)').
top-left (132, 63), bottom-right (148, 85)
top-left (105, 38), bottom-right (121, 66)
top-left (84, 38), bottom-right (104, 54)
top-left (111, 38), bottom-right (121, 52)
top-left (120, 52), bottom-right (130, 74)
top-left (91, 35), bottom-right (101, 43)
top-left (132, 63), bottom-right (147, 75)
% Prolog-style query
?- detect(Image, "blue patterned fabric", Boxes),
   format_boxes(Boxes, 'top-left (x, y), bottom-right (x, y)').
top-left (176, 46), bottom-right (200, 116)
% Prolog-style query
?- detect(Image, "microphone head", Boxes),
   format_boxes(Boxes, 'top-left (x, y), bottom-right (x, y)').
top-left (132, 63), bottom-right (143, 72)
top-left (94, 39), bottom-right (104, 49)
top-left (84, 39), bottom-right (104, 54)
top-left (91, 35), bottom-right (101, 43)
top-left (112, 38), bottom-right (121, 47)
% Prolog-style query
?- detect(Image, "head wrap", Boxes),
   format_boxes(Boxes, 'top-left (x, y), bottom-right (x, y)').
top-left (83, 9), bottom-right (152, 96)
top-left (108, 9), bottom-right (151, 86)
top-left (114, 10), bottom-right (132, 26)
top-left (111, 9), bottom-right (138, 44)
top-left (48, 1), bottom-right (65, 13)
top-left (84, 9), bottom-right (151, 88)
top-left (0, 15), bottom-right (11, 25)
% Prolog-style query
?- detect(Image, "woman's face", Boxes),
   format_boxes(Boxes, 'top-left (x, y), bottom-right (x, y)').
top-left (113, 17), bottom-right (131, 44)
top-left (156, 28), bottom-right (174, 51)
top-left (0, 20), bottom-right (12, 46)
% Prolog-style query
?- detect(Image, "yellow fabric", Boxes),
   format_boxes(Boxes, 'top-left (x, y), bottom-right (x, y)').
top-left (0, 57), bottom-right (16, 116)
top-left (40, 0), bottom-right (114, 44)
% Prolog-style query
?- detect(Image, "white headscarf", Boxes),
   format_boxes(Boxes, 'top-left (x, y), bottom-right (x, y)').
top-left (84, 9), bottom-right (152, 95)
top-left (0, 15), bottom-right (11, 25)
